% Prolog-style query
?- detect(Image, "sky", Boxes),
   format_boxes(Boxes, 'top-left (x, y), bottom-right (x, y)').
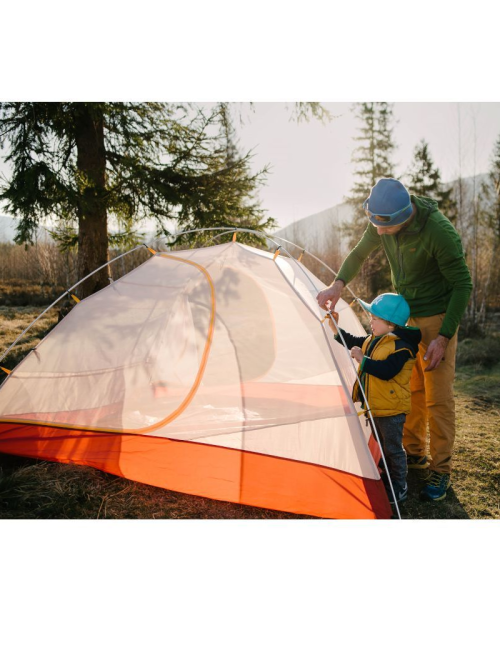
top-left (1, 102), bottom-right (498, 234)
top-left (227, 102), bottom-right (500, 229)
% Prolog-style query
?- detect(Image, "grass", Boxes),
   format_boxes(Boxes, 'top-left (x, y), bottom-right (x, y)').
top-left (0, 305), bottom-right (60, 372)
top-left (456, 336), bottom-right (500, 369)
top-left (397, 363), bottom-right (500, 520)
top-left (0, 455), bottom-right (307, 519)
top-left (0, 280), bottom-right (66, 307)
top-left (1, 306), bottom-right (499, 519)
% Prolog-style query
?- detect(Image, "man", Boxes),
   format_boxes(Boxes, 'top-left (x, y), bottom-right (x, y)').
top-left (317, 178), bottom-right (472, 501)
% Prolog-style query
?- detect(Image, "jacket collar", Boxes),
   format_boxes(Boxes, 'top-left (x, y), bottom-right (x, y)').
top-left (400, 194), bottom-right (440, 236)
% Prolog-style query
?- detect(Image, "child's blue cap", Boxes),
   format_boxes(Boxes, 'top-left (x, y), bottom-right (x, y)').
top-left (358, 293), bottom-right (410, 327)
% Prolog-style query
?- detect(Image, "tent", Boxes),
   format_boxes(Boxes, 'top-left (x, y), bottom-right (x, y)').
top-left (0, 239), bottom-right (392, 519)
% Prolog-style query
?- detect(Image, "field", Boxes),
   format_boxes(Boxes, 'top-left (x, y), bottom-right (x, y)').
top-left (1, 304), bottom-right (499, 520)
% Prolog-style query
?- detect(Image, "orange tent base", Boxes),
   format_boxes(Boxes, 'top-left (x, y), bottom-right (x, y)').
top-left (0, 422), bottom-right (392, 519)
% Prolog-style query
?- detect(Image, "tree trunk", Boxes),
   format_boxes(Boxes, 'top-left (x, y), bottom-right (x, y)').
top-left (74, 104), bottom-right (109, 299)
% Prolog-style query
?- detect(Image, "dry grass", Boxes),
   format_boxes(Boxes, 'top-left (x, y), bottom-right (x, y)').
top-left (1, 305), bottom-right (499, 520)
top-left (397, 365), bottom-right (500, 519)
top-left (0, 280), bottom-right (66, 307)
top-left (0, 305), bottom-right (59, 373)
top-left (0, 456), bottom-right (310, 519)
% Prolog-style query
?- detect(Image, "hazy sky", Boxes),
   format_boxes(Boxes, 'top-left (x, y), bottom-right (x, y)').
top-left (1, 102), bottom-right (498, 233)
top-left (229, 102), bottom-right (500, 229)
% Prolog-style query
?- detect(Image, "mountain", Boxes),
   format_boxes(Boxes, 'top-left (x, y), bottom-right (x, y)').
top-left (1, 173), bottom-right (494, 250)
top-left (0, 216), bottom-right (157, 244)
top-left (0, 215), bottom-right (53, 242)
top-left (272, 173), bottom-right (495, 261)
top-left (272, 202), bottom-right (354, 260)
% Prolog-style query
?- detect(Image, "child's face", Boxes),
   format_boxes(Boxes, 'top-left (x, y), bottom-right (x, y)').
top-left (369, 314), bottom-right (393, 337)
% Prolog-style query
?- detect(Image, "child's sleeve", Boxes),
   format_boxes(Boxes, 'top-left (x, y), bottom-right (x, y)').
top-left (362, 348), bottom-right (412, 380)
top-left (334, 328), bottom-right (367, 350)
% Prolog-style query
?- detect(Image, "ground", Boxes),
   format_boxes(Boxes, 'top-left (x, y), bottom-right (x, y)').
top-left (0, 306), bottom-right (499, 519)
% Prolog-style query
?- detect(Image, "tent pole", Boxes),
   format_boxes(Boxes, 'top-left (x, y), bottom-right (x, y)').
top-left (324, 322), bottom-right (402, 519)
top-left (166, 226), bottom-right (401, 518)
top-left (204, 229), bottom-right (368, 317)
top-left (269, 239), bottom-right (402, 519)
top-left (2, 227), bottom-right (401, 516)
top-left (272, 236), bottom-right (369, 317)
top-left (4, 224), bottom-right (399, 517)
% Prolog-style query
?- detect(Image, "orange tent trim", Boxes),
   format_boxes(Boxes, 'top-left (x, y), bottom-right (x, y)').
top-left (0, 422), bottom-right (392, 519)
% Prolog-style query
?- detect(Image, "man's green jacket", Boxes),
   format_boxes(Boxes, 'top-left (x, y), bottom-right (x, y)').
top-left (337, 195), bottom-right (472, 339)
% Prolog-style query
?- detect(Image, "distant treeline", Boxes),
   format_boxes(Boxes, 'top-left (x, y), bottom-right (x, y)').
top-left (0, 241), bottom-right (150, 306)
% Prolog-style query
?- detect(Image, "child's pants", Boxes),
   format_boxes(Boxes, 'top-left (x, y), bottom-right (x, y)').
top-left (373, 413), bottom-right (407, 492)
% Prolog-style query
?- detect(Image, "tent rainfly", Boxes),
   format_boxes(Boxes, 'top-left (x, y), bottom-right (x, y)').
top-left (0, 240), bottom-right (392, 519)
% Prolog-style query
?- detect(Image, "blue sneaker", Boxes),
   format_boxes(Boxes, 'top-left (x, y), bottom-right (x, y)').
top-left (419, 471), bottom-right (451, 501)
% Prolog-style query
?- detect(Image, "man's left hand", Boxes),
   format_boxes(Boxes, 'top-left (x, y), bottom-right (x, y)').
top-left (424, 335), bottom-right (449, 371)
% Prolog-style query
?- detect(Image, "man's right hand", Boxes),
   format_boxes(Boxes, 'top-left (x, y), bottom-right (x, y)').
top-left (317, 280), bottom-right (345, 311)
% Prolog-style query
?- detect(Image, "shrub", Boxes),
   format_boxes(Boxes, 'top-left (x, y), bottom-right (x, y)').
top-left (0, 281), bottom-right (66, 307)
top-left (456, 337), bottom-right (500, 369)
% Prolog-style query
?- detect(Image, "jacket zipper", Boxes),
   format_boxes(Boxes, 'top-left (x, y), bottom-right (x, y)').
top-left (361, 336), bottom-right (384, 411)
top-left (396, 232), bottom-right (405, 283)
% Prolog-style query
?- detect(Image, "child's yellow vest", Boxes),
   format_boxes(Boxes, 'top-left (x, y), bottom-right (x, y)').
top-left (352, 334), bottom-right (416, 417)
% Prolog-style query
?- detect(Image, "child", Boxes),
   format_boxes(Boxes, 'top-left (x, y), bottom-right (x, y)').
top-left (328, 293), bottom-right (421, 505)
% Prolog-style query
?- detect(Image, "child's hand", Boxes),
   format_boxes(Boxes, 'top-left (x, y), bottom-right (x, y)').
top-left (326, 311), bottom-right (339, 334)
top-left (350, 346), bottom-right (364, 363)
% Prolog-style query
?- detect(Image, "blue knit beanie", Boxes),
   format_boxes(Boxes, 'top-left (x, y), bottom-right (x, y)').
top-left (364, 178), bottom-right (413, 227)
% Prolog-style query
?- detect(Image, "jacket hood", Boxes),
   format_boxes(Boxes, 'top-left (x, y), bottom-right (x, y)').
top-left (403, 195), bottom-right (441, 235)
top-left (394, 325), bottom-right (422, 352)
top-left (413, 194), bottom-right (439, 213)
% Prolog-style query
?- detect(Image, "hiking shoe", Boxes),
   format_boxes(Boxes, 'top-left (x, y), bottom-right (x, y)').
top-left (419, 471), bottom-right (451, 502)
top-left (407, 454), bottom-right (429, 470)
top-left (388, 484), bottom-right (408, 505)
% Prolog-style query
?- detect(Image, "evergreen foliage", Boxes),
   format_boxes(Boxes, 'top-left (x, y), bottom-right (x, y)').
top-left (346, 102), bottom-right (396, 298)
top-left (458, 134), bottom-right (500, 334)
top-left (0, 102), bottom-right (274, 297)
top-left (475, 133), bottom-right (500, 324)
top-left (406, 139), bottom-right (457, 223)
top-left (487, 134), bottom-right (500, 242)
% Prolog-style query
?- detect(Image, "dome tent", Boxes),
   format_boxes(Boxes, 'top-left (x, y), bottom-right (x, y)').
top-left (0, 236), bottom-right (393, 519)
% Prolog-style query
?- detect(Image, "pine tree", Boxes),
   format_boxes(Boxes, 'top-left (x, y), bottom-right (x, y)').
top-left (345, 102), bottom-right (396, 298)
top-left (478, 133), bottom-right (500, 323)
top-left (0, 102), bottom-right (275, 298)
top-left (406, 139), bottom-right (457, 223)
top-left (488, 133), bottom-right (500, 243)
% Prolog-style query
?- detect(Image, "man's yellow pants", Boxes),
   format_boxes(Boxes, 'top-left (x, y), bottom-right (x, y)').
top-left (403, 313), bottom-right (458, 475)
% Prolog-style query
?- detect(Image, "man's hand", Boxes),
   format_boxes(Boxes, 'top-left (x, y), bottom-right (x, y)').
top-left (424, 335), bottom-right (449, 371)
top-left (317, 279), bottom-right (345, 311)
top-left (350, 346), bottom-right (364, 364)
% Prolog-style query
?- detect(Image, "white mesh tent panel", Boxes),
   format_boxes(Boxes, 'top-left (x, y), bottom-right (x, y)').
top-left (0, 242), bottom-right (390, 517)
